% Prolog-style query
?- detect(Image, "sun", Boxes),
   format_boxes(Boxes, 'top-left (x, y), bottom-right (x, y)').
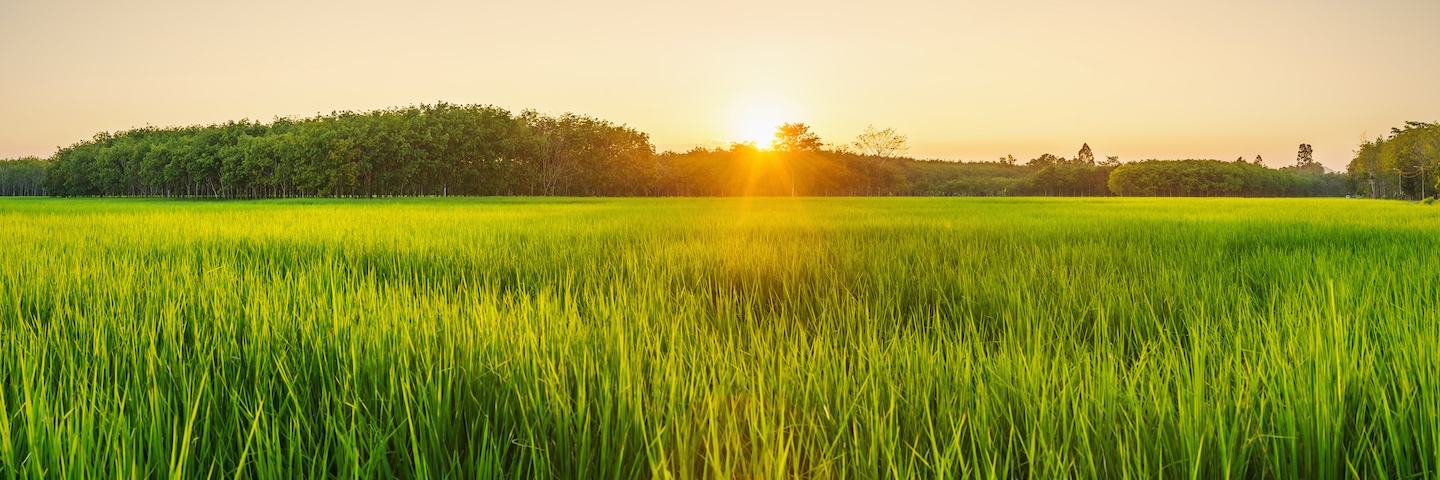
top-left (738, 111), bottom-right (782, 147)
top-left (730, 95), bottom-right (797, 148)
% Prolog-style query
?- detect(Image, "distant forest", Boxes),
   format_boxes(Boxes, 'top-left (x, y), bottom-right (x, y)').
top-left (2, 102), bottom-right (1425, 199)
top-left (0, 157), bottom-right (46, 196)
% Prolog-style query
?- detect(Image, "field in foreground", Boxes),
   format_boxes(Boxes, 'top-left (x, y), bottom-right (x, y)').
top-left (0, 197), bottom-right (1437, 479)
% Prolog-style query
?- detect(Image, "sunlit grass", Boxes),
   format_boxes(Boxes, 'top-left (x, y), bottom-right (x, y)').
top-left (0, 197), bottom-right (1437, 478)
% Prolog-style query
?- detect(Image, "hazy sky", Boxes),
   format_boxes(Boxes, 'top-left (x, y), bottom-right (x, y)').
top-left (3, 0), bottom-right (1438, 170)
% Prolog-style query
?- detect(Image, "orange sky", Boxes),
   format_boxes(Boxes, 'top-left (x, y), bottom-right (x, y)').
top-left (3, 0), bottom-right (1438, 170)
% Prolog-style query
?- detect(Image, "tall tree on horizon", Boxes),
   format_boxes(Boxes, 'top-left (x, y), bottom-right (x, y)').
top-left (851, 125), bottom-right (908, 160)
top-left (1293, 144), bottom-right (1324, 174)
top-left (772, 123), bottom-right (823, 153)
top-left (1297, 144), bottom-right (1314, 167)
top-left (1076, 143), bottom-right (1096, 166)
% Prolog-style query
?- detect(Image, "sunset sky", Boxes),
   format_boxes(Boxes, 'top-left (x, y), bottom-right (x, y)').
top-left (3, 0), bottom-right (1438, 170)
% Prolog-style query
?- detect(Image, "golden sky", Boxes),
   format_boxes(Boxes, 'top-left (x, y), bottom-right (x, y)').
top-left (3, 0), bottom-right (1438, 170)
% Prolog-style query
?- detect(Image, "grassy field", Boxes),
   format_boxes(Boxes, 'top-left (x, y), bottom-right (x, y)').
top-left (0, 197), bottom-right (1437, 479)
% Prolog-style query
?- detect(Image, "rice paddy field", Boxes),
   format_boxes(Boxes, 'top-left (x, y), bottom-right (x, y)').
top-left (0, 196), bottom-right (1437, 479)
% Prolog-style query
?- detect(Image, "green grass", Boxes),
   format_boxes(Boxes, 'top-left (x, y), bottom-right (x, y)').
top-left (0, 197), bottom-right (1437, 479)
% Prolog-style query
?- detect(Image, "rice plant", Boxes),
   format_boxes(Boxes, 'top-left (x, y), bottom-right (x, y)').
top-left (0, 197), bottom-right (1436, 479)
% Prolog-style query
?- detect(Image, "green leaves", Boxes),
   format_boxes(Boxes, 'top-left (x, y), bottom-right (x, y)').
top-left (38, 104), bottom-right (655, 199)
top-left (1108, 160), bottom-right (1349, 197)
top-left (0, 157), bottom-right (48, 196)
top-left (1346, 122), bottom-right (1440, 199)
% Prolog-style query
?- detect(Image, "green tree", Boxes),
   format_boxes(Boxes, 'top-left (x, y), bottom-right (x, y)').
top-left (772, 123), bottom-right (823, 153)
top-left (1027, 153), bottom-right (1061, 168)
top-left (1076, 143), bottom-right (1095, 166)
top-left (0, 157), bottom-right (48, 196)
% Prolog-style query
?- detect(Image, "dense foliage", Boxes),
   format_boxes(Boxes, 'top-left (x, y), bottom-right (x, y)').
top-left (1108, 159), bottom-right (1349, 197)
top-left (0, 157), bottom-right (47, 196)
top-left (43, 104), bottom-right (655, 197)
top-left (895, 160), bottom-right (1034, 196)
top-left (1028, 164), bottom-right (1114, 196)
top-left (43, 109), bottom-right (1127, 198)
top-left (30, 103), bottom-right (1380, 198)
top-left (652, 145), bottom-right (883, 196)
top-left (653, 148), bottom-right (1115, 196)
top-left (2, 197), bottom-right (1436, 478)
top-left (1346, 121), bottom-right (1439, 199)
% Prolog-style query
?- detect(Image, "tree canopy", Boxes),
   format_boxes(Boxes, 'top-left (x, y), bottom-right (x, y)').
top-left (771, 123), bottom-right (824, 153)
top-left (20, 104), bottom-right (1402, 199)
top-left (1108, 159), bottom-right (1348, 197)
top-left (43, 104), bottom-right (654, 197)
top-left (0, 157), bottom-right (48, 196)
top-left (852, 125), bottom-right (908, 159)
top-left (1346, 122), bottom-right (1439, 199)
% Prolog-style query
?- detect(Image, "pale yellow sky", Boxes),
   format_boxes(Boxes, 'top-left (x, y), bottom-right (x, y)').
top-left (3, 0), bottom-right (1438, 170)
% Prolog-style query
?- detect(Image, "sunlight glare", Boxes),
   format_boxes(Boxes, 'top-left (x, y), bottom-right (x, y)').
top-left (731, 95), bottom-right (798, 148)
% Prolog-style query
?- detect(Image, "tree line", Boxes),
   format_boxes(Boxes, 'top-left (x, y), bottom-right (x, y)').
top-left (0, 157), bottom-right (47, 196)
top-left (43, 103), bottom-right (654, 198)
top-left (8, 103), bottom-right (1372, 198)
top-left (1109, 159), bottom-right (1348, 197)
top-left (655, 140), bottom-right (1121, 197)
